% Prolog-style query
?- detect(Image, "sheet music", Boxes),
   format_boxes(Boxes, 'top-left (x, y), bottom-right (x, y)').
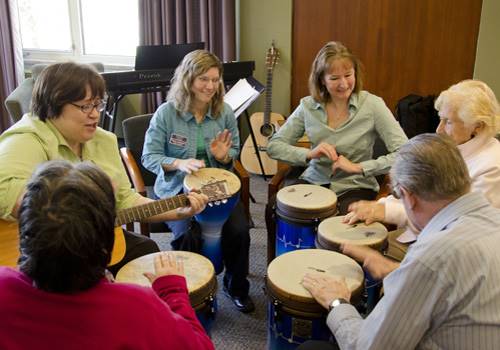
top-left (224, 78), bottom-right (261, 118)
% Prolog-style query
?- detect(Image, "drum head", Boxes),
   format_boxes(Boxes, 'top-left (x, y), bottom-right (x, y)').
top-left (267, 249), bottom-right (364, 314)
top-left (116, 251), bottom-right (216, 307)
top-left (184, 168), bottom-right (241, 197)
top-left (318, 216), bottom-right (388, 250)
top-left (276, 184), bottom-right (337, 220)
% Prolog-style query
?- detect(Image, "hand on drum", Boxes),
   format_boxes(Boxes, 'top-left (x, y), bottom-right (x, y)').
top-left (306, 142), bottom-right (338, 162)
top-left (174, 158), bottom-right (205, 174)
top-left (210, 129), bottom-right (232, 162)
top-left (143, 252), bottom-right (185, 283)
top-left (341, 243), bottom-right (399, 280)
top-left (343, 200), bottom-right (385, 225)
top-left (331, 155), bottom-right (363, 175)
top-left (301, 273), bottom-right (351, 310)
top-left (176, 191), bottom-right (208, 218)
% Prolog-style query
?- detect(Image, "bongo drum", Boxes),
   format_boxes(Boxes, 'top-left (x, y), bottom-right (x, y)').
top-left (116, 251), bottom-right (217, 335)
top-left (184, 168), bottom-right (241, 274)
top-left (316, 216), bottom-right (388, 314)
top-left (266, 249), bottom-right (364, 349)
top-left (275, 184), bottom-right (337, 256)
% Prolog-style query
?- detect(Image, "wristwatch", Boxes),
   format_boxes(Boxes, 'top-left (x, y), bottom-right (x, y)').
top-left (328, 298), bottom-right (350, 312)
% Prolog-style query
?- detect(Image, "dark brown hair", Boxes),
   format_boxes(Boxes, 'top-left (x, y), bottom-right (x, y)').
top-left (31, 62), bottom-right (105, 121)
top-left (18, 160), bottom-right (116, 293)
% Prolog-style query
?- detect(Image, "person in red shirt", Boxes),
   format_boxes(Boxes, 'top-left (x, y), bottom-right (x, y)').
top-left (0, 160), bottom-right (214, 350)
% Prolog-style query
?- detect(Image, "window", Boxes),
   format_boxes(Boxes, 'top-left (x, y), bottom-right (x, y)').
top-left (17, 0), bottom-right (139, 69)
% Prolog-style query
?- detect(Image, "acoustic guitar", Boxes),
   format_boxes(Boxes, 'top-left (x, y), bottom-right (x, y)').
top-left (241, 42), bottom-right (285, 176)
top-left (0, 181), bottom-right (229, 268)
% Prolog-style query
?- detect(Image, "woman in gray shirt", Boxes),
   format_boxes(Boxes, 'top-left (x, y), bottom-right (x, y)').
top-left (267, 41), bottom-right (408, 215)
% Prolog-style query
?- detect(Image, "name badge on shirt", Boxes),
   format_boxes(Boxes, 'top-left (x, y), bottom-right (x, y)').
top-left (169, 133), bottom-right (188, 147)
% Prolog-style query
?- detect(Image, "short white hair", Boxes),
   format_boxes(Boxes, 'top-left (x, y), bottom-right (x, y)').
top-left (435, 79), bottom-right (500, 137)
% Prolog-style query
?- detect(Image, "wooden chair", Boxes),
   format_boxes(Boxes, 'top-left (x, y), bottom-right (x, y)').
top-left (119, 114), bottom-right (251, 236)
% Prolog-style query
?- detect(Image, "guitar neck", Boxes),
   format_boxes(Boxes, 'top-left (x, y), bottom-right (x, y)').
top-left (115, 194), bottom-right (189, 226)
top-left (264, 67), bottom-right (273, 123)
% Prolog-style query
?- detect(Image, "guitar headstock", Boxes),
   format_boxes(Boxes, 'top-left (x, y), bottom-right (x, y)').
top-left (266, 41), bottom-right (280, 70)
top-left (200, 180), bottom-right (231, 202)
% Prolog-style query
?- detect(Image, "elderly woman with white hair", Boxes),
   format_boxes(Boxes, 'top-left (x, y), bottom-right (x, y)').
top-left (341, 79), bottom-right (500, 278)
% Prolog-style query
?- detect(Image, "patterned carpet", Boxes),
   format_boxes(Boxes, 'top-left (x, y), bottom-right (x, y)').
top-left (151, 175), bottom-right (269, 349)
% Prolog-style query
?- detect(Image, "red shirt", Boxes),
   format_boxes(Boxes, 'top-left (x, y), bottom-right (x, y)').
top-left (0, 267), bottom-right (214, 350)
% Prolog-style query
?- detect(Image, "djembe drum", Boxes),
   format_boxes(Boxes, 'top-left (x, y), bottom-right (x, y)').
top-left (184, 168), bottom-right (241, 274)
top-left (266, 249), bottom-right (364, 349)
top-left (275, 184), bottom-right (337, 256)
top-left (116, 251), bottom-right (217, 335)
top-left (316, 216), bottom-right (388, 313)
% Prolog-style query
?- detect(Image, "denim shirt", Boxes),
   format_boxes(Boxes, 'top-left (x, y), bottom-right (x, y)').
top-left (267, 91), bottom-right (408, 196)
top-left (142, 101), bottom-right (240, 198)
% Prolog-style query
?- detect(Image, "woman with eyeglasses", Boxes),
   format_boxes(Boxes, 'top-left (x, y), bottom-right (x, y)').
top-left (142, 50), bottom-right (254, 313)
top-left (342, 79), bottom-right (500, 279)
top-left (0, 62), bottom-right (208, 275)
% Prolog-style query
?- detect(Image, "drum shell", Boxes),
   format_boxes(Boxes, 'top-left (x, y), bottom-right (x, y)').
top-left (275, 184), bottom-right (338, 256)
top-left (266, 273), bottom-right (363, 317)
top-left (115, 252), bottom-right (217, 333)
top-left (266, 249), bottom-right (364, 348)
top-left (183, 168), bottom-right (241, 274)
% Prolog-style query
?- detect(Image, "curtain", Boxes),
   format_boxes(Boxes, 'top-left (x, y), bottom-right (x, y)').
top-left (0, 0), bottom-right (24, 132)
top-left (139, 0), bottom-right (236, 113)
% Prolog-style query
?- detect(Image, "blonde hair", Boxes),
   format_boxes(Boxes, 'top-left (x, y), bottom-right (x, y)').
top-left (435, 79), bottom-right (500, 137)
top-left (167, 49), bottom-right (225, 117)
top-left (308, 41), bottom-right (364, 103)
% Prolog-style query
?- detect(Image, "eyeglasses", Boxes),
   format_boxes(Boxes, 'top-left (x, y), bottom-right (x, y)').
top-left (391, 183), bottom-right (402, 199)
top-left (70, 101), bottom-right (106, 114)
top-left (197, 76), bottom-right (221, 86)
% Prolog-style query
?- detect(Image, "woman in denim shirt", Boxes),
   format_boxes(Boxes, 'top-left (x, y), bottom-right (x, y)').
top-left (142, 50), bottom-right (254, 313)
top-left (267, 42), bottom-right (408, 215)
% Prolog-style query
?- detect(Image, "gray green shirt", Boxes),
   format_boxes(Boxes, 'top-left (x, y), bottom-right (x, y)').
top-left (0, 114), bottom-right (141, 220)
top-left (267, 92), bottom-right (408, 195)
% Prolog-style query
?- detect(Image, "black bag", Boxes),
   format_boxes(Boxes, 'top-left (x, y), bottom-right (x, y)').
top-left (396, 94), bottom-right (440, 138)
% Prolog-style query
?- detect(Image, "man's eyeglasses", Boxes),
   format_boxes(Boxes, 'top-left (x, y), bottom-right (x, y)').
top-left (391, 183), bottom-right (402, 199)
top-left (70, 101), bottom-right (106, 114)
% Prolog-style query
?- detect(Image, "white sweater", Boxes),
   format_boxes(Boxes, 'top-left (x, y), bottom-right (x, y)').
top-left (380, 135), bottom-right (500, 240)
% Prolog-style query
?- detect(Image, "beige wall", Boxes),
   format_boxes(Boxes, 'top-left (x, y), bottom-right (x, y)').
top-left (238, 0), bottom-right (293, 117)
top-left (474, 0), bottom-right (500, 97)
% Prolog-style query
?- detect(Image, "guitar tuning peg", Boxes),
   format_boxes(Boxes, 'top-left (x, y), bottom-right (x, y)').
top-left (215, 200), bottom-right (221, 206)
top-left (222, 199), bottom-right (227, 204)
top-left (208, 202), bottom-right (213, 207)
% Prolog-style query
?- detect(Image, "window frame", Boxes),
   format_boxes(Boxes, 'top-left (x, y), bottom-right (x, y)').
top-left (20, 0), bottom-right (136, 70)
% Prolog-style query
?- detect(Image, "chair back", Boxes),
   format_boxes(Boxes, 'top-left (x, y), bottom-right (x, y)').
top-left (122, 114), bottom-right (157, 187)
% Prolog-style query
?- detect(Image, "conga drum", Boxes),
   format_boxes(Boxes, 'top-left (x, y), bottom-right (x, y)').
top-left (316, 216), bottom-right (388, 313)
top-left (184, 168), bottom-right (241, 274)
top-left (266, 249), bottom-right (364, 349)
top-left (275, 184), bottom-right (337, 256)
top-left (116, 251), bottom-right (217, 335)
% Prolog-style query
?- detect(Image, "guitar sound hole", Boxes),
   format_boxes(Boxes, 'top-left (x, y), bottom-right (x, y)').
top-left (260, 123), bottom-right (275, 137)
